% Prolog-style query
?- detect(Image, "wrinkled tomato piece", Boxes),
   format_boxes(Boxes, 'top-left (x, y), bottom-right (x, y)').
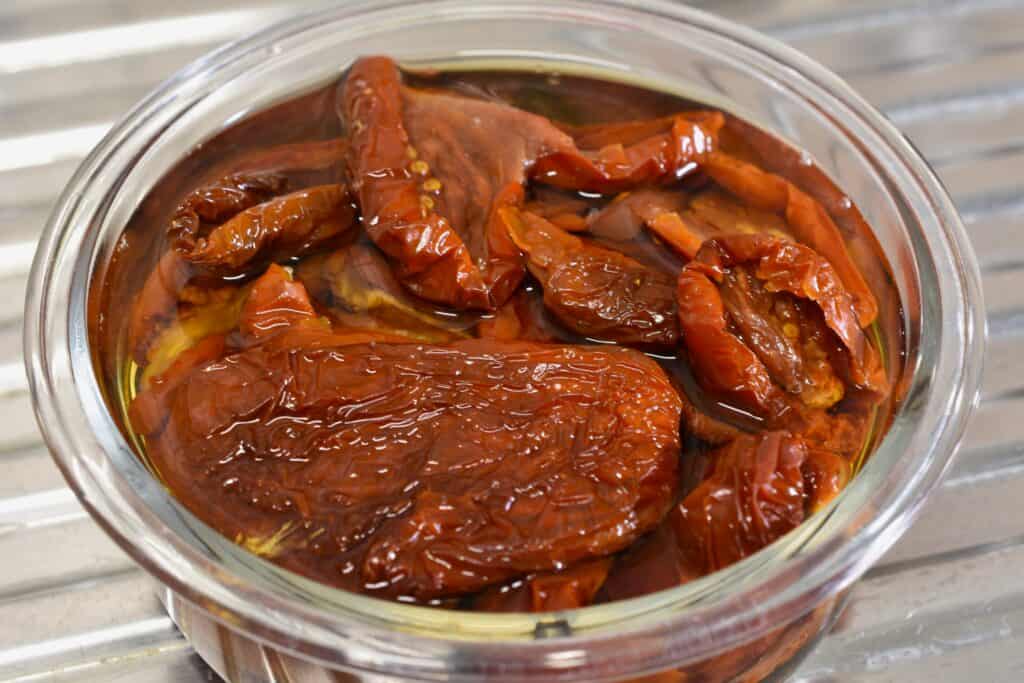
top-left (173, 184), bottom-right (357, 275)
top-left (167, 172), bottom-right (287, 255)
top-left (474, 558), bottom-right (613, 612)
top-left (705, 152), bottom-right (878, 327)
top-left (677, 234), bottom-right (884, 425)
top-left (671, 432), bottom-right (807, 572)
top-left (532, 111), bottom-right (725, 194)
top-left (697, 234), bottom-right (885, 394)
top-left (238, 263), bottom-right (325, 343)
top-left (671, 431), bottom-right (850, 573)
top-left (129, 177), bottom-right (356, 363)
top-left (341, 56), bottom-right (577, 310)
top-left (677, 263), bottom-right (790, 421)
top-left (505, 208), bottom-right (678, 347)
top-left (131, 339), bottom-right (682, 600)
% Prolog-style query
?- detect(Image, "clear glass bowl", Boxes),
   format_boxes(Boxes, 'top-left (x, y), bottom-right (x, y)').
top-left (24, 1), bottom-right (984, 681)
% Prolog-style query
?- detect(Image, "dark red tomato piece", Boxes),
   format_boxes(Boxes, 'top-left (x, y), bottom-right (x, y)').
top-left (677, 233), bottom-right (885, 428)
top-left (341, 56), bottom-right (577, 310)
top-left (532, 111), bottom-right (725, 194)
top-left (473, 558), bottom-right (614, 612)
top-left (676, 264), bottom-right (791, 421)
top-left (167, 171), bottom-right (287, 256)
top-left (174, 184), bottom-right (357, 274)
top-left (505, 208), bottom-right (678, 347)
top-left (130, 339), bottom-right (682, 601)
top-left (695, 234), bottom-right (885, 395)
top-left (705, 152), bottom-right (878, 327)
top-left (237, 263), bottom-right (324, 343)
top-left (671, 431), bottom-right (807, 573)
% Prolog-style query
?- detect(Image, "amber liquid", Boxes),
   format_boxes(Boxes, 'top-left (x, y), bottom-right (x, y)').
top-left (92, 63), bottom-right (903, 608)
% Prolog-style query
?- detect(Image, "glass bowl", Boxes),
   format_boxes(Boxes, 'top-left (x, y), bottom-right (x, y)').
top-left (24, 1), bottom-right (984, 681)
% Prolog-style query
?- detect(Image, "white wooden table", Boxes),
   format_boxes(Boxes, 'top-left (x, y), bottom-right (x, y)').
top-left (2, 1), bottom-right (1022, 680)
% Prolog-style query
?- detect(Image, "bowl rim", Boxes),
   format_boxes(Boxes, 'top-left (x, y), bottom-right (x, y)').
top-left (24, 0), bottom-right (985, 679)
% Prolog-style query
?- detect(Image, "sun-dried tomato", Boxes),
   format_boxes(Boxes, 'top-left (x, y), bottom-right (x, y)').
top-left (532, 112), bottom-right (725, 194)
top-left (671, 432), bottom-right (808, 573)
top-left (237, 263), bottom-right (324, 343)
top-left (341, 57), bottom-right (577, 310)
top-left (505, 208), bottom-right (677, 347)
top-left (705, 152), bottom-right (878, 326)
top-left (129, 174), bottom-right (356, 364)
top-left (167, 172), bottom-right (286, 256)
top-left (671, 431), bottom-right (852, 574)
top-left (677, 263), bottom-right (790, 421)
top-left (131, 338), bottom-right (682, 600)
top-left (677, 233), bottom-right (884, 428)
top-left (695, 234), bottom-right (885, 395)
top-left (474, 558), bottom-right (614, 612)
top-left (173, 184), bottom-right (356, 274)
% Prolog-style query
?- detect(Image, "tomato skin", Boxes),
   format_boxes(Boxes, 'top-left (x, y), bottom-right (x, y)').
top-left (168, 171), bottom-right (286, 258)
top-left (176, 184), bottom-right (355, 274)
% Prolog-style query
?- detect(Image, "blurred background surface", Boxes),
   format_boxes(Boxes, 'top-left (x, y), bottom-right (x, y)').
top-left (3, 1), bottom-right (1023, 680)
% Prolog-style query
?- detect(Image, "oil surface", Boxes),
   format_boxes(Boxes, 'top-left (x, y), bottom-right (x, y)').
top-left (91, 59), bottom-right (903, 611)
